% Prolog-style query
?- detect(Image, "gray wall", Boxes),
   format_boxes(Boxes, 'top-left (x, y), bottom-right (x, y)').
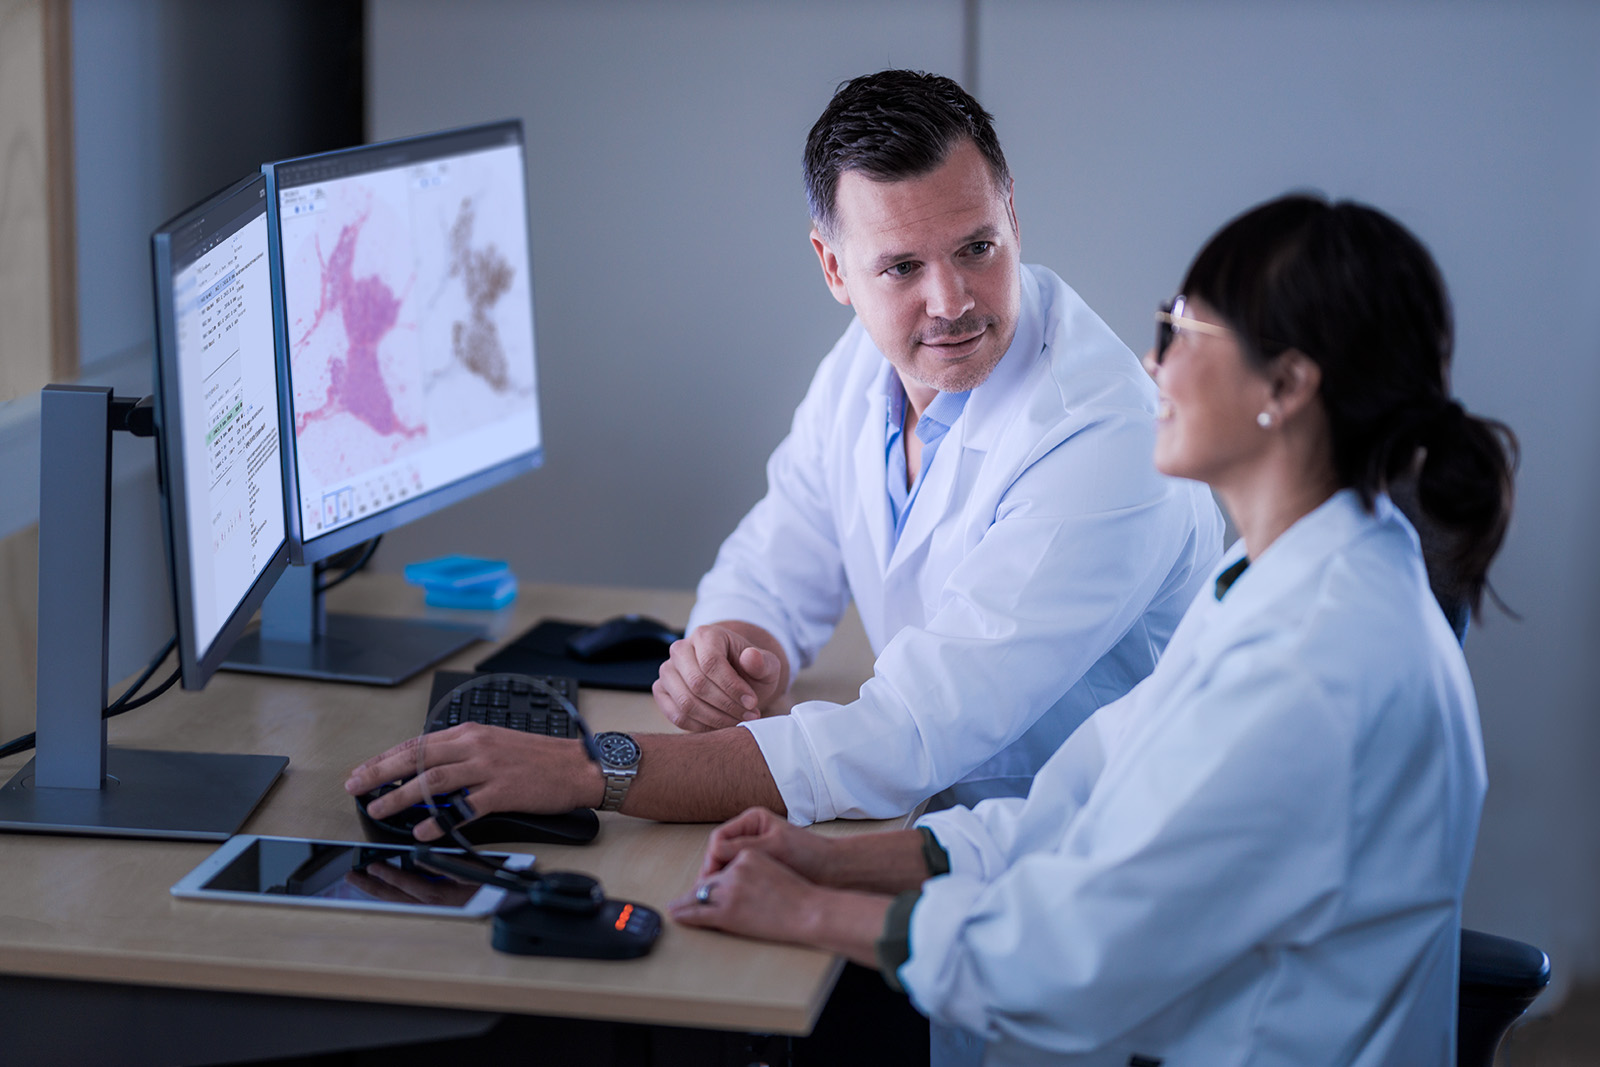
top-left (369, 0), bottom-right (1600, 994)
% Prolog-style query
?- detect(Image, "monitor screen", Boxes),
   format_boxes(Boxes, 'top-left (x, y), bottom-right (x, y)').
top-left (151, 173), bottom-right (291, 686)
top-left (266, 120), bottom-right (542, 563)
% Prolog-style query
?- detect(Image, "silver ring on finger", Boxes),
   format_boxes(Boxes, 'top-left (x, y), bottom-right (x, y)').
top-left (695, 882), bottom-right (714, 905)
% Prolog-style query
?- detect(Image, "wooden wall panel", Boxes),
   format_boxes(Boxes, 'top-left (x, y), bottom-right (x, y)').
top-left (0, 0), bottom-right (75, 403)
top-left (0, 523), bottom-right (37, 744)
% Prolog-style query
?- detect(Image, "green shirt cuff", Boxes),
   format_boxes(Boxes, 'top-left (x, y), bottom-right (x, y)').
top-left (874, 888), bottom-right (922, 993)
top-left (919, 825), bottom-right (951, 876)
top-left (874, 828), bottom-right (951, 992)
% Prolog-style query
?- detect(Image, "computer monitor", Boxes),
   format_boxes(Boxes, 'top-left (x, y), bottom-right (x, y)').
top-left (155, 175), bottom-right (293, 686)
top-left (0, 173), bottom-right (290, 839)
top-left (223, 120), bottom-right (543, 685)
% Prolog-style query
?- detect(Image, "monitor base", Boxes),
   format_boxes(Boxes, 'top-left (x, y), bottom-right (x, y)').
top-left (0, 749), bottom-right (287, 840)
top-left (223, 613), bottom-right (484, 686)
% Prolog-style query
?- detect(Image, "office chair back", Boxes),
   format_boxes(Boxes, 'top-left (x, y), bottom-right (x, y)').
top-left (1457, 928), bottom-right (1550, 1067)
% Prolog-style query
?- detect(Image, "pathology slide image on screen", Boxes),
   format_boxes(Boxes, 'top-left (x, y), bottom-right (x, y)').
top-left (174, 213), bottom-right (287, 657)
top-left (278, 142), bottom-right (541, 539)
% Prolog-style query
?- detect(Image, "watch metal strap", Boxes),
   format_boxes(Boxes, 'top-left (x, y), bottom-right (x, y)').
top-left (599, 772), bottom-right (632, 813)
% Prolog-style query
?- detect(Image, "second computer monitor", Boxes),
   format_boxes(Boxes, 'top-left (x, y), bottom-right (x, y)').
top-left (222, 121), bottom-right (542, 684)
top-left (267, 120), bottom-right (543, 565)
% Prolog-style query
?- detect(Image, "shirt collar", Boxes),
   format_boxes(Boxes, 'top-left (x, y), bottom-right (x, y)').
top-left (1213, 556), bottom-right (1250, 600)
top-left (877, 362), bottom-right (973, 441)
top-left (919, 387), bottom-right (970, 437)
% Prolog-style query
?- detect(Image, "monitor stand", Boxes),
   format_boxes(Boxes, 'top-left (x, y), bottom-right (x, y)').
top-left (222, 560), bottom-right (484, 686)
top-left (0, 385), bottom-right (286, 840)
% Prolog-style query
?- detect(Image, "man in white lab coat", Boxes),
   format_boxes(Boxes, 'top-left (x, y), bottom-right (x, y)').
top-left (348, 70), bottom-right (1222, 830)
top-left (648, 69), bottom-right (1223, 820)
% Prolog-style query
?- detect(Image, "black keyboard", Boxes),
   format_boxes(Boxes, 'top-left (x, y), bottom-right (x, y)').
top-left (424, 670), bottom-right (581, 738)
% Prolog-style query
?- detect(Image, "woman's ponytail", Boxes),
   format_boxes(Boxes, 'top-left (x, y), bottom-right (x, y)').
top-left (1413, 406), bottom-right (1519, 615)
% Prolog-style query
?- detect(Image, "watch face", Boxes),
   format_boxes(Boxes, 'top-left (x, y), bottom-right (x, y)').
top-left (597, 732), bottom-right (641, 769)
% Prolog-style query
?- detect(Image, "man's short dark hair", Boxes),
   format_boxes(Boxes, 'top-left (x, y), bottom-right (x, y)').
top-left (804, 70), bottom-right (1011, 241)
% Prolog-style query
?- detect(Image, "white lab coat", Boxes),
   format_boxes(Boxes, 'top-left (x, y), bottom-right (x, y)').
top-left (904, 491), bottom-right (1486, 1066)
top-left (691, 264), bottom-right (1224, 823)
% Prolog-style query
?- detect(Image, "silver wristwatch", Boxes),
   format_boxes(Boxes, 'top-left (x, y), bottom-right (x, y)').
top-left (593, 732), bottom-right (642, 813)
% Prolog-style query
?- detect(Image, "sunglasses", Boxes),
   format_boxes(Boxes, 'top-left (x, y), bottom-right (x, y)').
top-left (1152, 296), bottom-right (1234, 366)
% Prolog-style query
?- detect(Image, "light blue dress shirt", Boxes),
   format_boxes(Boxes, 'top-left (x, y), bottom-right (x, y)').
top-left (885, 384), bottom-right (970, 546)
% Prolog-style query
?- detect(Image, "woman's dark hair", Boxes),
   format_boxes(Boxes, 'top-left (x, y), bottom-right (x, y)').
top-left (803, 70), bottom-right (1010, 241)
top-left (1182, 193), bottom-right (1517, 617)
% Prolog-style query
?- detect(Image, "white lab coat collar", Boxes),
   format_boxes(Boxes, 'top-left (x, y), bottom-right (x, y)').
top-left (1191, 489), bottom-right (1414, 664)
top-left (854, 372), bottom-right (896, 570)
top-left (958, 263), bottom-right (1047, 452)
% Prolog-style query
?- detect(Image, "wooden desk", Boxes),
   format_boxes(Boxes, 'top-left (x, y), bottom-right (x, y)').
top-left (0, 581), bottom-right (885, 1063)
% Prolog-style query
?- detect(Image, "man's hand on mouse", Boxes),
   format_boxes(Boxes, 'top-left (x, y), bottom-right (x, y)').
top-left (652, 622), bottom-right (788, 732)
top-left (344, 724), bottom-right (601, 841)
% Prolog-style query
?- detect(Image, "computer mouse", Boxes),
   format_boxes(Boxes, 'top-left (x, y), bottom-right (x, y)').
top-left (565, 614), bottom-right (682, 663)
top-left (356, 781), bottom-right (599, 846)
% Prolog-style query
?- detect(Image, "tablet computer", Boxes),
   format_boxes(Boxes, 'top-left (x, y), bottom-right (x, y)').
top-left (171, 834), bottom-right (535, 919)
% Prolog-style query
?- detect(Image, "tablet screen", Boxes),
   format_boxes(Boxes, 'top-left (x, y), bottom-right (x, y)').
top-left (199, 838), bottom-right (499, 908)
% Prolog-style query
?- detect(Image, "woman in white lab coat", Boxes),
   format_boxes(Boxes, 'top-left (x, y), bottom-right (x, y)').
top-left (668, 194), bottom-right (1518, 1066)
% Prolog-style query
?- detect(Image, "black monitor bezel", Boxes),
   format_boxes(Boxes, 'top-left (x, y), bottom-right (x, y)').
top-left (261, 119), bottom-right (543, 567)
top-left (150, 172), bottom-right (292, 689)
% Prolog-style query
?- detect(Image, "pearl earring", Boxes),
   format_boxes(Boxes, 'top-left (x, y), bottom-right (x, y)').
top-left (1256, 411), bottom-right (1274, 429)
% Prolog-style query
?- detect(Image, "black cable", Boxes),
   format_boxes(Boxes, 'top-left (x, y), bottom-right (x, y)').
top-left (107, 635), bottom-right (178, 712)
top-left (0, 634), bottom-right (179, 761)
top-left (107, 666), bottom-right (181, 714)
top-left (316, 535), bottom-right (383, 594)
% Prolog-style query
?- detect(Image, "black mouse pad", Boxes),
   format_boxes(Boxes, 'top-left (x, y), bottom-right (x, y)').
top-left (475, 619), bottom-right (666, 691)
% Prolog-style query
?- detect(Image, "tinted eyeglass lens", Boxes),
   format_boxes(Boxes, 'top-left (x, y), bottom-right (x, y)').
top-left (1155, 299), bottom-right (1176, 364)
